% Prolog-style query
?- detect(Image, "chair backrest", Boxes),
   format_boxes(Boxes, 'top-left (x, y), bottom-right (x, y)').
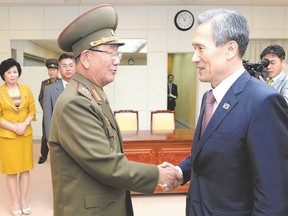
top-left (114, 110), bottom-right (139, 131)
top-left (151, 110), bottom-right (176, 131)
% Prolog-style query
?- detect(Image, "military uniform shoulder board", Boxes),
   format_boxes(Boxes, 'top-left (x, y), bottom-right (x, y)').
top-left (77, 83), bottom-right (92, 100)
top-left (91, 89), bottom-right (102, 104)
top-left (43, 78), bottom-right (50, 84)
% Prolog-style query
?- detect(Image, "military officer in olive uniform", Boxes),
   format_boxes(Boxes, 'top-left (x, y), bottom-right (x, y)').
top-left (48, 4), bottom-right (182, 216)
top-left (38, 59), bottom-right (60, 164)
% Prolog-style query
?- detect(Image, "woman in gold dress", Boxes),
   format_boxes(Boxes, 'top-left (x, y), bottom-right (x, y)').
top-left (0, 58), bottom-right (36, 216)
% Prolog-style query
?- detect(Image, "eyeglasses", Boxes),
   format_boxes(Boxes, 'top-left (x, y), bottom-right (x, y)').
top-left (90, 49), bottom-right (123, 61)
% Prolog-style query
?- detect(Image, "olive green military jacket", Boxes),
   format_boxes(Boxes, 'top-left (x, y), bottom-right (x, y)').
top-left (38, 77), bottom-right (61, 109)
top-left (49, 73), bottom-right (159, 216)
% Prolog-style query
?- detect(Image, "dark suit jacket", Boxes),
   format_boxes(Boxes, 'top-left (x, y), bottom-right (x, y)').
top-left (179, 71), bottom-right (288, 215)
top-left (43, 79), bottom-right (64, 138)
top-left (167, 83), bottom-right (178, 110)
top-left (49, 73), bottom-right (158, 215)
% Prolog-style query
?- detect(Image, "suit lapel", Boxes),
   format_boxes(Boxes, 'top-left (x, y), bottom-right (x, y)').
top-left (56, 81), bottom-right (64, 96)
top-left (0, 84), bottom-right (28, 111)
top-left (0, 85), bottom-right (17, 111)
top-left (192, 72), bottom-right (250, 161)
top-left (193, 94), bottom-right (206, 146)
top-left (194, 91), bottom-right (238, 157)
top-left (18, 85), bottom-right (29, 110)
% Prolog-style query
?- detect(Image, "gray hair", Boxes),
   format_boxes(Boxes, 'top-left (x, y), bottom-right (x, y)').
top-left (198, 8), bottom-right (249, 57)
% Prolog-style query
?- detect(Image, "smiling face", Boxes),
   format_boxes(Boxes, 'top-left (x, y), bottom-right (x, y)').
top-left (4, 66), bottom-right (19, 85)
top-left (192, 22), bottom-right (230, 88)
top-left (81, 44), bottom-right (121, 88)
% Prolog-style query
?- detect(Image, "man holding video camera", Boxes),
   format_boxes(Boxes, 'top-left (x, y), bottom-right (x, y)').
top-left (260, 45), bottom-right (288, 103)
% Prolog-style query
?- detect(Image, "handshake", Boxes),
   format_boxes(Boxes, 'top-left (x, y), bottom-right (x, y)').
top-left (157, 162), bottom-right (183, 192)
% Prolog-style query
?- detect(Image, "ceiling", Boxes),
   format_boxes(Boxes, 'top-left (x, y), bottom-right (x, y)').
top-left (0, 0), bottom-right (288, 6)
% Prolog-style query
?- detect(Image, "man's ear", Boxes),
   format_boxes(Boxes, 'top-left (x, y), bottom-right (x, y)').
top-left (281, 59), bottom-right (286, 69)
top-left (226, 40), bottom-right (238, 60)
top-left (80, 50), bottom-right (90, 69)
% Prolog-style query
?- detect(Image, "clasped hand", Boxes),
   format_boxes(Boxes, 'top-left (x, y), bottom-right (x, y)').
top-left (157, 162), bottom-right (183, 192)
top-left (13, 122), bottom-right (27, 136)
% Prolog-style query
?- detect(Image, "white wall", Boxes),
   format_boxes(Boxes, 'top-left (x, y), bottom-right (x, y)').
top-left (1, 5), bottom-right (288, 139)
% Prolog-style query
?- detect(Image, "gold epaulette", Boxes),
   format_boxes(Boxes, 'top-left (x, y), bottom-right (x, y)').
top-left (92, 89), bottom-right (102, 104)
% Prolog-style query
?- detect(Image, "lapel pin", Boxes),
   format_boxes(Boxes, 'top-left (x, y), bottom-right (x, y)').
top-left (223, 103), bottom-right (230, 110)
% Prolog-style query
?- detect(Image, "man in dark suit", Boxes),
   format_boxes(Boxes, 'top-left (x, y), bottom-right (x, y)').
top-left (163, 8), bottom-right (288, 215)
top-left (38, 59), bottom-right (60, 164)
top-left (43, 53), bottom-right (75, 139)
top-left (48, 5), bottom-right (181, 216)
top-left (167, 74), bottom-right (178, 110)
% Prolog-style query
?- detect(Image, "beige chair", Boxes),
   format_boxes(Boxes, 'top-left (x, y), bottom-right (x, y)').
top-left (151, 110), bottom-right (176, 131)
top-left (114, 110), bottom-right (139, 131)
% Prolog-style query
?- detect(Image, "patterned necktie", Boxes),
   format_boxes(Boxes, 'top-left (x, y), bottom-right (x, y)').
top-left (201, 90), bottom-right (216, 136)
top-left (268, 78), bottom-right (273, 86)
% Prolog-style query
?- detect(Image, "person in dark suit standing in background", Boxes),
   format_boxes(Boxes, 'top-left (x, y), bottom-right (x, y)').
top-left (38, 59), bottom-right (60, 164)
top-left (162, 8), bottom-right (288, 215)
top-left (43, 53), bottom-right (76, 140)
top-left (167, 74), bottom-right (178, 110)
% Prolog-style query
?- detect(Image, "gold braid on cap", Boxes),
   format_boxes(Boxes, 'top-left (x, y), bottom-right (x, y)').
top-left (90, 36), bottom-right (118, 47)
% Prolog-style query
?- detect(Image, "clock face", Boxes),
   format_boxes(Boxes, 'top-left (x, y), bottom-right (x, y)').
top-left (128, 58), bottom-right (135, 65)
top-left (174, 10), bottom-right (194, 31)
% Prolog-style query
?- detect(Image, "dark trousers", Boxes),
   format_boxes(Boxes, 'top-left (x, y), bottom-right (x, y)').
top-left (40, 118), bottom-right (49, 158)
top-left (167, 97), bottom-right (176, 111)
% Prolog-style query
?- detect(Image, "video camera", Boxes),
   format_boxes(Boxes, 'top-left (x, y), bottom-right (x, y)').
top-left (242, 58), bottom-right (270, 81)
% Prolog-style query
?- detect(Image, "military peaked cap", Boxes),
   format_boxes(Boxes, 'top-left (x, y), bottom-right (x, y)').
top-left (45, 58), bottom-right (59, 69)
top-left (58, 4), bottom-right (124, 57)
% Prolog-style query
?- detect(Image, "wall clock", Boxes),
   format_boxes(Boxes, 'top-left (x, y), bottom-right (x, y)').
top-left (174, 10), bottom-right (194, 31)
top-left (128, 58), bottom-right (135, 65)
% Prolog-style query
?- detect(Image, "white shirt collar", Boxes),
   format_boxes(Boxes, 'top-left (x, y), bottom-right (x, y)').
top-left (212, 66), bottom-right (245, 107)
top-left (62, 80), bottom-right (68, 88)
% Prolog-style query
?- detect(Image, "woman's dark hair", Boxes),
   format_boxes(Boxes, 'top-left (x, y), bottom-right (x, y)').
top-left (0, 58), bottom-right (22, 81)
